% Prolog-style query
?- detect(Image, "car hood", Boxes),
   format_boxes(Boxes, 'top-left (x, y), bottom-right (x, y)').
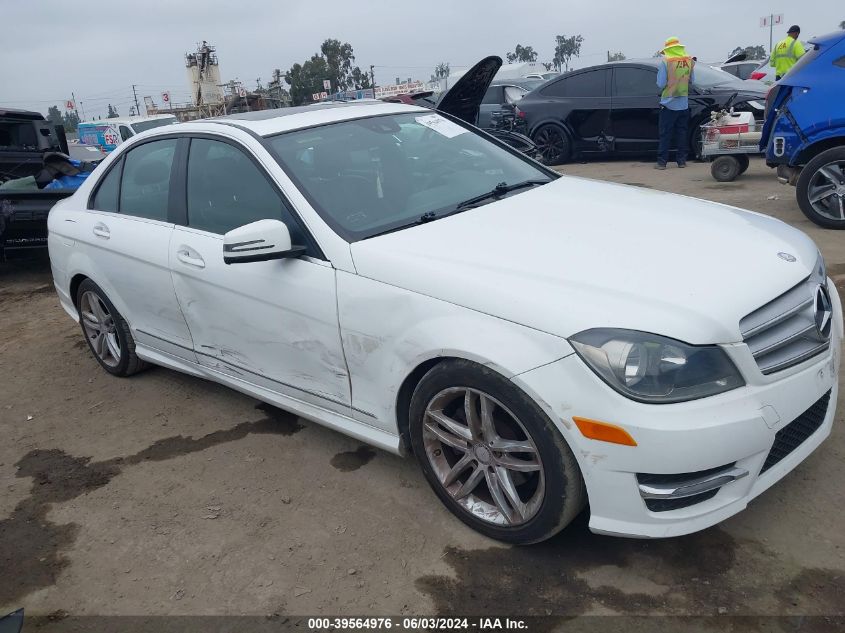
top-left (349, 177), bottom-right (818, 344)
top-left (436, 56), bottom-right (502, 124)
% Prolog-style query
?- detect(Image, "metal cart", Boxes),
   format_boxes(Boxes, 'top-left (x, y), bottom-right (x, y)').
top-left (701, 118), bottom-right (764, 182)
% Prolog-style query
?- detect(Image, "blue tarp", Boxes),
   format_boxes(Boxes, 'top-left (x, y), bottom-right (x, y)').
top-left (43, 159), bottom-right (92, 190)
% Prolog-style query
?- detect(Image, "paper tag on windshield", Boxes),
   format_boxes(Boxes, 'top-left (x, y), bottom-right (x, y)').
top-left (415, 114), bottom-right (467, 138)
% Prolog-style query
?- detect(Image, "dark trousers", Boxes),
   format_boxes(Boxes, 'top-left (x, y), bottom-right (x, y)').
top-left (657, 106), bottom-right (689, 165)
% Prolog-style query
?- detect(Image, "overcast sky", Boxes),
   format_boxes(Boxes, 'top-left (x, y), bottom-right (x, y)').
top-left (1, 0), bottom-right (841, 120)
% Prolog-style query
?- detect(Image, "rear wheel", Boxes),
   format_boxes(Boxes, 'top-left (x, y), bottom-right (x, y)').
top-left (76, 279), bottom-right (147, 377)
top-left (532, 124), bottom-right (571, 165)
top-left (711, 156), bottom-right (741, 182)
top-left (409, 359), bottom-right (585, 544)
top-left (796, 147), bottom-right (845, 229)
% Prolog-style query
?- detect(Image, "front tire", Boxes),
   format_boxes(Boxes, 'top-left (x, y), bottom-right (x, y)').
top-left (76, 279), bottom-right (147, 377)
top-left (409, 359), bottom-right (585, 544)
top-left (532, 124), bottom-right (571, 166)
top-left (795, 147), bottom-right (845, 229)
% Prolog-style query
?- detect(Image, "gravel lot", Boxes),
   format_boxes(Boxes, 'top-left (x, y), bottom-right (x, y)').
top-left (1, 157), bottom-right (843, 628)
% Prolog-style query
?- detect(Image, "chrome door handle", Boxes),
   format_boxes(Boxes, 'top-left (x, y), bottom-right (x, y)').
top-left (177, 249), bottom-right (205, 269)
top-left (92, 222), bottom-right (110, 238)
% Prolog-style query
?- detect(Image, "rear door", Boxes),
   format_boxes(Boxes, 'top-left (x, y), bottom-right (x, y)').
top-left (610, 65), bottom-right (661, 154)
top-left (539, 68), bottom-right (611, 155)
top-left (168, 135), bottom-right (350, 415)
top-left (80, 136), bottom-right (196, 361)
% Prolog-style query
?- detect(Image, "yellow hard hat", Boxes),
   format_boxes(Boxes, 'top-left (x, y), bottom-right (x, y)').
top-left (662, 36), bottom-right (684, 51)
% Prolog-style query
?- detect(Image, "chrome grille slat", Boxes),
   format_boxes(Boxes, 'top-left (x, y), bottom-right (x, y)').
top-left (741, 296), bottom-right (813, 338)
top-left (749, 320), bottom-right (815, 357)
top-left (740, 266), bottom-right (830, 375)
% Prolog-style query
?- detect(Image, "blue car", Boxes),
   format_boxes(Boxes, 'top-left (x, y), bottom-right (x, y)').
top-left (761, 30), bottom-right (845, 228)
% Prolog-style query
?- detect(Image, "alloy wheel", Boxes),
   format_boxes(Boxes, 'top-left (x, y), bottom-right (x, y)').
top-left (422, 387), bottom-right (545, 526)
top-left (79, 290), bottom-right (121, 367)
top-left (534, 126), bottom-right (565, 164)
top-left (807, 161), bottom-right (845, 221)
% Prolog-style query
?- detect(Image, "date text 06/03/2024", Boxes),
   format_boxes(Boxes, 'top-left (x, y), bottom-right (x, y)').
top-left (306, 617), bottom-right (528, 630)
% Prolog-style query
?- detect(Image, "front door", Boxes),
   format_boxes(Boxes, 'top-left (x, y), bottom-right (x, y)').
top-left (169, 136), bottom-right (350, 414)
top-left (610, 66), bottom-right (661, 154)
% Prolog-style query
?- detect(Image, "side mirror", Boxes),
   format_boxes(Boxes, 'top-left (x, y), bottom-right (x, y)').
top-left (223, 219), bottom-right (305, 265)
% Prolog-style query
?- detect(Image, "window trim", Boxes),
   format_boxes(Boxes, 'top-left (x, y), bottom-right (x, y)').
top-left (179, 133), bottom-right (325, 260)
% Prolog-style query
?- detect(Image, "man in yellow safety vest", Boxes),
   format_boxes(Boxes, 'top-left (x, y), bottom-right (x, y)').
top-left (770, 25), bottom-right (805, 80)
top-left (655, 37), bottom-right (695, 169)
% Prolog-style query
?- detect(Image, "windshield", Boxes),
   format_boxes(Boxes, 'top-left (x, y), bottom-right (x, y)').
top-left (131, 118), bottom-right (176, 134)
top-left (267, 112), bottom-right (553, 241)
top-left (694, 64), bottom-right (747, 89)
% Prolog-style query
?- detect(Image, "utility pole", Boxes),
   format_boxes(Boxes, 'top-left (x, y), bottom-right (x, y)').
top-left (769, 14), bottom-right (774, 54)
top-left (71, 91), bottom-right (81, 122)
top-left (370, 65), bottom-right (376, 95)
top-left (132, 84), bottom-right (141, 117)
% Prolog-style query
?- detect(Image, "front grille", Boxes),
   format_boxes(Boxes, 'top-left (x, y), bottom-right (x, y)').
top-left (761, 390), bottom-right (831, 473)
top-left (740, 264), bottom-right (829, 375)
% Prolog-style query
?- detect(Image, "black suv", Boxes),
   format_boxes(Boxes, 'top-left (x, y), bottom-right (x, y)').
top-left (516, 60), bottom-right (767, 164)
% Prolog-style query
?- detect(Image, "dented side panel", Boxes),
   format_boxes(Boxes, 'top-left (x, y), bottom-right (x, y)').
top-left (336, 270), bottom-right (575, 432)
top-left (169, 228), bottom-right (351, 415)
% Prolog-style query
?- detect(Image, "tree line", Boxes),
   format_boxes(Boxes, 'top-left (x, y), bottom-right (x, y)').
top-left (285, 38), bottom-right (372, 106)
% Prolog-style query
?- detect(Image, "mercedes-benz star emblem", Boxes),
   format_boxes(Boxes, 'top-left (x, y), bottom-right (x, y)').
top-left (778, 252), bottom-right (797, 262)
top-left (814, 284), bottom-right (833, 339)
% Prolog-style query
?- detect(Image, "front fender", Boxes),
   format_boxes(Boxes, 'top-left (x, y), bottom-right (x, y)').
top-left (336, 271), bottom-right (574, 433)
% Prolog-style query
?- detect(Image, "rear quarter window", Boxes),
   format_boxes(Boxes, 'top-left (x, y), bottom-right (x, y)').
top-left (91, 159), bottom-right (122, 212)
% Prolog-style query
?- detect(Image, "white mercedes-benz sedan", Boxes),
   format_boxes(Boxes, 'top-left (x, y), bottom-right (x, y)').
top-left (48, 101), bottom-right (842, 543)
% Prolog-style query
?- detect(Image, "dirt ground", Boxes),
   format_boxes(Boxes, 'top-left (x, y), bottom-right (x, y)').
top-left (1, 157), bottom-right (844, 629)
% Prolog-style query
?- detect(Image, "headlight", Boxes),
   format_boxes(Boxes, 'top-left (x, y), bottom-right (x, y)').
top-left (569, 329), bottom-right (745, 403)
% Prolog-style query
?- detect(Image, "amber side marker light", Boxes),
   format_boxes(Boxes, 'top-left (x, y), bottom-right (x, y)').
top-left (572, 417), bottom-right (638, 446)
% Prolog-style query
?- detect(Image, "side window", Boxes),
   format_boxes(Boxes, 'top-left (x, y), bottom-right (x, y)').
top-left (91, 158), bottom-right (122, 212)
top-left (119, 138), bottom-right (176, 221)
top-left (186, 138), bottom-right (305, 245)
top-left (613, 67), bottom-right (659, 97)
top-left (119, 126), bottom-right (133, 141)
top-left (543, 70), bottom-right (607, 97)
top-left (481, 86), bottom-right (503, 104)
top-left (721, 66), bottom-right (739, 77)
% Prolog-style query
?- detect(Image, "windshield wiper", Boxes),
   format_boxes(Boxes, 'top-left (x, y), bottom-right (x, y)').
top-left (455, 179), bottom-right (550, 210)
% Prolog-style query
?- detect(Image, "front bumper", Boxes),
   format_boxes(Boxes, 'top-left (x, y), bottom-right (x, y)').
top-left (513, 279), bottom-right (842, 538)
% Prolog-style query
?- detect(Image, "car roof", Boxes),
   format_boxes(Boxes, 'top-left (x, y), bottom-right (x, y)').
top-left (0, 107), bottom-right (46, 120)
top-left (809, 30), bottom-right (845, 47)
top-left (170, 101), bottom-right (425, 137)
